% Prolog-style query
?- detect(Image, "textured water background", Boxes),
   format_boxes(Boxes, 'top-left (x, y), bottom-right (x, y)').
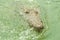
top-left (0, 0), bottom-right (60, 40)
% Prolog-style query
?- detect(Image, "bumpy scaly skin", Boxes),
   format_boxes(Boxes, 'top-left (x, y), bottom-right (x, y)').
top-left (20, 7), bottom-right (44, 31)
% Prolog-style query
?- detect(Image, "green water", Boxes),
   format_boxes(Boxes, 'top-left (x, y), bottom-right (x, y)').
top-left (0, 0), bottom-right (60, 40)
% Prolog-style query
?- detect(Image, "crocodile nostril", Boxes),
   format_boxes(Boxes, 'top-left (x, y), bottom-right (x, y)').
top-left (36, 24), bottom-right (44, 29)
top-left (40, 26), bottom-right (44, 29)
top-left (36, 26), bottom-right (44, 29)
top-left (34, 25), bottom-right (44, 32)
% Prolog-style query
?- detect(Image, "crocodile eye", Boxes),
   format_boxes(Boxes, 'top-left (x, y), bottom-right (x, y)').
top-left (25, 11), bottom-right (29, 14)
top-left (35, 11), bottom-right (38, 14)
